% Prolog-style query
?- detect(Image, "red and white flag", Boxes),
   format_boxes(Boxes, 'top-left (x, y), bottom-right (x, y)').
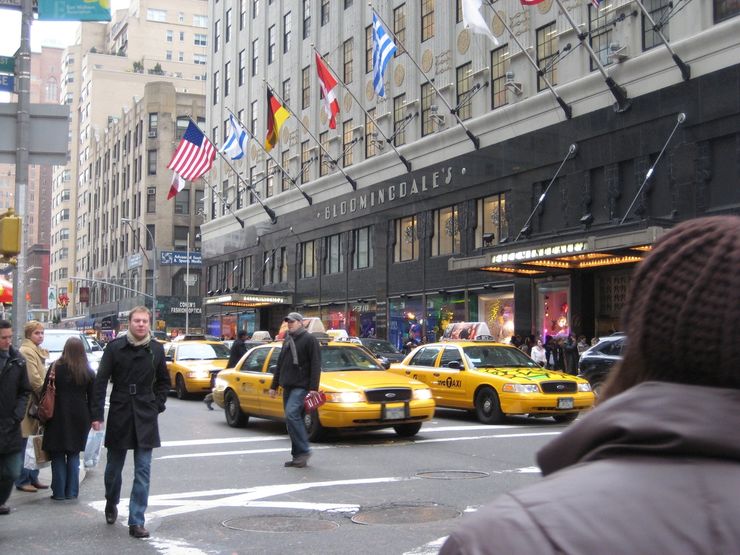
top-left (168, 171), bottom-right (186, 200)
top-left (315, 53), bottom-right (340, 129)
top-left (167, 121), bottom-right (216, 184)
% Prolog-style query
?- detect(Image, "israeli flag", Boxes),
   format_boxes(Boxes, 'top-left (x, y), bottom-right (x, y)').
top-left (372, 12), bottom-right (397, 98)
top-left (221, 114), bottom-right (249, 160)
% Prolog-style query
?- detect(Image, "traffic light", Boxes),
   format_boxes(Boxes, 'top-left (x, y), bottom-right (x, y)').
top-left (0, 209), bottom-right (22, 259)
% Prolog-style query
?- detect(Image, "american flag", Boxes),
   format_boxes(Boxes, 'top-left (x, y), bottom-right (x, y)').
top-left (167, 121), bottom-right (216, 182)
top-left (372, 12), bottom-right (396, 98)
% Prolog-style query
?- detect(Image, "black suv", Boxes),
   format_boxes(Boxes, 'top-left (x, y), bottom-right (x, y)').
top-left (577, 333), bottom-right (626, 397)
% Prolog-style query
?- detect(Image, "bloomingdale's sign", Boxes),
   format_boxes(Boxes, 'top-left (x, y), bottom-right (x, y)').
top-left (491, 241), bottom-right (589, 264)
top-left (317, 166), bottom-right (454, 221)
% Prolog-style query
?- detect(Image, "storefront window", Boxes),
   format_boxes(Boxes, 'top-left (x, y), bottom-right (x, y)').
top-left (348, 300), bottom-right (377, 337)
top-left (322, 303), bottom-right (347, 332)
top-left (475, 291), bottom-right (515, 343)
top-left (389, 296), bottom-right (423, 351)
top-left (425, 292), bottom-right (465, 342)
top-left (536, 278), bottom-right (570, 342)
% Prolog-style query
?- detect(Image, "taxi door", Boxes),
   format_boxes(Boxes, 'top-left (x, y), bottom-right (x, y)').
top-left (396, 345), bottom-right (444, 389)
top-left (234, 347), bottom-right (272, 415)
top-left (258, 347), bottom-right (284, 418)
top-left (431, 346), bottom-right (468, 407)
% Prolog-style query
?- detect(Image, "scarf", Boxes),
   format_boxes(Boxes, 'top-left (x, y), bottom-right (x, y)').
top-left (126, 329), bottom-right (151, 347)
top-left (284, 326), bottom-right (307, 365)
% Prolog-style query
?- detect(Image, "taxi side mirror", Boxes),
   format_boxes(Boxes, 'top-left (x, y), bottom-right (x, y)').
top-left (165, 354), bottom-right (173, 362)
top-left (446, 361), bottom-right (461, 369)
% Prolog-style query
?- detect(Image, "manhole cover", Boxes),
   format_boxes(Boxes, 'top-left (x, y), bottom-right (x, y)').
top-left (416, 470), bottom-right (490, 480)
top-left (351, 503), bottom-right (460, 525)
top-left (223, 515), bottom-right (339, 533)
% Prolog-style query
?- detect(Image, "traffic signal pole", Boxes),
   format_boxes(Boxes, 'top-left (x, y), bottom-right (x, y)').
top-left (11, 0), bottom-right (32, 344)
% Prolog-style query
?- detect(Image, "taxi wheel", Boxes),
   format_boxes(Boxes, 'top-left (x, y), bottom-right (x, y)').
top-left (175, 375), bottom-right (190, 400)
top-left (225, 390), bottom-right (248, 427)
top-left (304, 411), bottom-right (327, 442)
top-left (553, 412), bottom-right (578, 424)
top-left (475, 387), bottom-right (504, 424)
top-left (393, 422), bottom-right (422, 437)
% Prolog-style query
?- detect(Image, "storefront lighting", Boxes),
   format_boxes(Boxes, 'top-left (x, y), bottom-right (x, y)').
top-left (577, 255), bottom-right (643, 268)
top-left (481, 266), bottom-right (544, 275)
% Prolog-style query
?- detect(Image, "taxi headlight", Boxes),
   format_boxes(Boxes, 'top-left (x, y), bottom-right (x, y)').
top-left (577, 382), bottom-right (592, 392)
top-left (324, 391), bottom-right (366, 403)
top-left (213, 377), bottom-right (228, 390)
top-left (186, 370), bottom-right (210, 379)
top-left (502, 383), bottom-right (540, 393)
top-left (412, 388), bottom-right (432, 401)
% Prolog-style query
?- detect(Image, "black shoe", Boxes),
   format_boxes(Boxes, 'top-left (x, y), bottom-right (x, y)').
top-left (105, 503), bottom-right (118, 524)
top-left (0, 505), bottom-right (9, 515)
top-left (129, 524), bottom-right (150, 538)
top-left (284, 459), bottom-right (296, 467)
top-left (292, 453), bottom-right (311, 468)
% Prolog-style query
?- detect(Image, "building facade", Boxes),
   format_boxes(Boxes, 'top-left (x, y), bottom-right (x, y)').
top-left (201, 1), bottom-right (740, 346)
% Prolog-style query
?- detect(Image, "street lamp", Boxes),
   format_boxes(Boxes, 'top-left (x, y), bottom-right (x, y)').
top-left (121, 218), bottom-right (157, 320)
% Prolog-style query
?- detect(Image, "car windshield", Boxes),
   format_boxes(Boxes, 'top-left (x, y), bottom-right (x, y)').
top-left (321, 346), bottom-right (385, 372)
top-left (361, 339), bottom-right (401, 354)
top-left (462, 345), bottom-right (540, 368)
top-left (177, 343), bottom-right (231, 360)
top-left (43, 333), bottom-right (91, 353)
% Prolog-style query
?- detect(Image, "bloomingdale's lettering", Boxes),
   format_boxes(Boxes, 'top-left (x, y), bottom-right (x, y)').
top-left (319, 166), bottom-right (454, 221)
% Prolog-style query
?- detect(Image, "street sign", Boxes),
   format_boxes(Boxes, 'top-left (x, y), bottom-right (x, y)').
top-left (159, 250), bottom-right (203, 266)
top-left (0, 102), bottom-right (70, 164)
top-left (47, 285), bottom-right (56, 306)
top-left (0, 74), bottom-right (14, 93)
top-left (38, 0), bottom-right (109, 21)
top-left (0, 56), bottom-right (14, 74)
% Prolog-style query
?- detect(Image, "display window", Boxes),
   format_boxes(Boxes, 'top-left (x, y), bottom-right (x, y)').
top-left (535, 278), bottom-right (571, 342)
top-left (474, 291), bottom-right (515, 343)
top-left (322, 303), bottom-right (347, 333)
top-left (425, 292), bottom-right (465, 342)
top-left (348, 300), bottom-right (377, 337)
top-left (389, 296), bottom-right (423, 351)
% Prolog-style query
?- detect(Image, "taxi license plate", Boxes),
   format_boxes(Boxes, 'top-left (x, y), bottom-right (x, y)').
top-left (557, 397), bottom-right (574, 409)
top-left (385, 407), bottom-right (405, 420)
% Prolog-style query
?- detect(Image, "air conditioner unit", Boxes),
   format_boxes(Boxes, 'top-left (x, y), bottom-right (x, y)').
top-left (148, 130), bottom-right (157, 138)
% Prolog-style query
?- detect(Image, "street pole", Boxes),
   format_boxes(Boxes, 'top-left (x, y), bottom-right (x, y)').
top-left (122, 218), bottom-right (157, 322)
top-left (11, 0), bottom-right (32, 344)
top-left (185, 231), bottom-right (190, 335)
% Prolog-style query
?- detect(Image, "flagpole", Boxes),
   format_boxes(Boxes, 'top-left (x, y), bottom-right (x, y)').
top-left (370, 6), bottom-right (481, 150)
top-left (312, 46), bottom-right (412, 173)
top-left (264, 80), bottom-right (358, 191)
top-left (552, 0), bottom-right (630, 113)
top-left (188, 116), bottom-right (277, 225)
top-left (632, 0), bottom-right (690, 81)
top-left (482, 0), bottom-right (572, 119)
top-left (226, 108), bottom-right (313, 206)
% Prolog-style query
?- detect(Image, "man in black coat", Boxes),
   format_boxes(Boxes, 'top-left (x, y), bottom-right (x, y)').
top-left (92, 306), bottom-right (170, 539)
top-left (269, 312), bottom-right (321, 468)
top-left (226, 329), bottom-right (249, 368)
top-left (0, 319), bottom-right (31, 515)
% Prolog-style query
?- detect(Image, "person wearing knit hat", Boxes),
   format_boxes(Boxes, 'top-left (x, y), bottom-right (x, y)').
top-left (440, 216), bottom-right (740, 555)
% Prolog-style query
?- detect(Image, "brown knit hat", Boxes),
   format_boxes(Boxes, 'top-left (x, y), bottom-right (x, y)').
top-left (601, 216), bottom-right (740, 399)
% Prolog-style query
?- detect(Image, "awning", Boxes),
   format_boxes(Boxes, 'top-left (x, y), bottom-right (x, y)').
top-left (204, 292), bottom-right (292, 308)
top-left (449, 226), bottom-right (667, 275)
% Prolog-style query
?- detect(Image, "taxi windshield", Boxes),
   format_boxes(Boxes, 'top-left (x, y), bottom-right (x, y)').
top-left (321, 346), bottom-right (385, 372)
top-left (462, 345), bottom-right (540, 368)
top-left (178, 343), bottom-right (231, 361)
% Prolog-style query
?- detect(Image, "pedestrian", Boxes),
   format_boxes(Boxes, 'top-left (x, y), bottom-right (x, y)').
top-left (269, 312), bottom-right (321, 468)
top-left (227, 329), bottom-right (249, 368)
top-left (562, 333), bottom-right (579, 375)
top-left (91, 306), bottom-right (170, 538)
top-left (15, 320), bottom-right (50, 493)
top-left (42, 337), bottom-right (95, 500)
top-left (439, 215), bottom-right (740, 554)
top-left (576, 335), bottom-right (589, 355)
top-left (518, 337), bottom-right (531, 355)
top-left (0, 319), bottom-right (32, 516)
top-left (529, 339), bottom-right (547, 367)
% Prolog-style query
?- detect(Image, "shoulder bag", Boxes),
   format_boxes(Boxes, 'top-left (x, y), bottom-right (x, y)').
top-left (304, 390), bottom-right (326, 412)
top-left (36, 363), bottom-right (57, 423)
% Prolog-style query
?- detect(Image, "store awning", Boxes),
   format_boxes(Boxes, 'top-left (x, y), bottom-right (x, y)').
top-left (449, 226), bottom-right (667, 275)
top-left (204, 292), bottom-right (292, 308)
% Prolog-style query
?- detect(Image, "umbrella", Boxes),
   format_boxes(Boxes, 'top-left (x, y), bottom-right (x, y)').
top-left (0, 276), bottom-right (12, 304)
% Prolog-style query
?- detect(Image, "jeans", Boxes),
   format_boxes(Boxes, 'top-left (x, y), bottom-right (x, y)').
top-left (15, 437), bottom-right (40, 487)
top-left (283, 387), bottom-right (310, 459)
top-left (104, 448), bottom-right (152, 526)
top-left (49, 451), bottom-right (80, 499)
top-left (0, 451), bottom-right (22, 506)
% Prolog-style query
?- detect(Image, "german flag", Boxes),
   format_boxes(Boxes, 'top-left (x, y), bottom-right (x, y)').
top-left (265, 89), bottom-right (290, 152)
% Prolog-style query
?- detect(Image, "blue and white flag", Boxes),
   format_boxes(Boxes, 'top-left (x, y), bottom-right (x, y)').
top-left (221, 114), bottom-right (249, 160)
top-left (372, 12), bottom-right (396, 98)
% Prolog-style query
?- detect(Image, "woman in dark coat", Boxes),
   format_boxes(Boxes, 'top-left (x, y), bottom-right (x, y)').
top-left (42, 338), bottom-right (95, 500)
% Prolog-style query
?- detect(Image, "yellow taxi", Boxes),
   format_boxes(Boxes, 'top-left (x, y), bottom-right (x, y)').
top-left (165, 340), bottom-right (232, 399)
top-left (212, 338), bottom-right (435, 441)
top-left (388, 326), bottom-right (594, 424)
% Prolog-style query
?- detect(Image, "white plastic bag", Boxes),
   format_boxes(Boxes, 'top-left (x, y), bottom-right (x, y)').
top-left (24, 437), bottom-right (38, 470)
top-left (84, 429), bottom-right (105, 468)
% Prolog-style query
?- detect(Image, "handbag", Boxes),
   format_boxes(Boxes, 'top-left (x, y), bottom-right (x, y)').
top-left (31, 433), bottom-right (50, 465)
top-left (304, 390), bottom-right (326, 412)
top-left (36, 363), bottom-right (57, 423)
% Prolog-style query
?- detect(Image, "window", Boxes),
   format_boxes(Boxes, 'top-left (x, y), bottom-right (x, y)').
top-left (240, 0), bottom-right (246, 29)
top-left (319, 131), bottom-right (330, 176)
top-left (224, 62), bottom-right (231, 97)
top-left (268, 25), bottom-right (276, 64)
top-left (456, 62), bottom-right (472, 121)
top-left (352, 226), bottom-right (373, 269)
top-left (421, 82), bottom-right (435, 136)
top-left (166, 30), bottom-right (173, 42)
top-left (238, 50), bottom-right (245, 85)
top-left (213, 70), bottom-right (220, 103)
top-left (147, 8), bottom-right (166, 22)
top-left (303, 0), bottom-right (311, 39)
top-left (432, 205), bottom-right (461, 256)
top-left (166, 50), bottom-right (173, 60)
top-left (148, 112), bottom-right (158, 133)
top-left (300, 141), bottom-right (310, 184)
top-left (299, 240), bottom-right (317, 278)
top-left (147, 150), bottom-right (157, 175)
top-left (475, 192), bottom-right (509, 247)
top-left (393, 94), bottom-right (406, 146)
top-left (174, 225), bottom-right (189, 249)
top-left (146, 224), bottom-right (155, 250)
top-left (536, 22), bottom-right (558, 91)
top-left (491, 45), bottom-right (510, 109)
top-left (324, 234), bottom-right (343, 274)
top-left (642, 0), bottom-right (670, 51)
top-left (456, 0), bottom-right (463, 23)
top-left (194, 33), bottom-right (207, 46)
top-left (365, 108), bottom-right (376, 159)
top-left (146, 187), bottom-right (156, 213)
top-left (589, 5), bottom-right (613, 70)
top-left (250, 101), bottom-right (258, 134)
top-left (365, 25), bottom-right (373, 74)
top-left (281, 150), bottom-right (291, 192)
top-left (225, 9), bottom-right (232, 43)
top-left (176, 117), bottom-right (189, 139)
top-left (174, 189), bottom-right (190, 215)
top-left (193, 15), bottom-right (208, 27)
top-left (394, 215), bottom-right (419, 262)
top-left (282, 78), bottom-right (291, 106)
top-left (343, 38), bottom-right (353, 84)
top-left (251, 38), bottom-right (259, 76)
top-left (266, 159), bottom-right (275, 198)
top-left (345, 0), bottom-right (353, 7)
top-left (214, 19), bottom-right (221, 53)
top-left (343, 120), bottom-right (354, 167)
top-left (421, 0), bottom-right (434, 42)
top-left (715, 0), bottom-right (740, 22)
top-left (393, 4), bottom-right (406, 56)
top-left (301, 66), bottom-right (311, 109)
top-left (283, 13), bottom-right (292, 52)
top-left (178, 51), bottom-right (184, 62)
top-left (321, 0), bottom-right (330, 26)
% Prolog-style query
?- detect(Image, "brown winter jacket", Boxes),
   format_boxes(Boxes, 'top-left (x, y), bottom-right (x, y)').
top-left (19, 339), bottom-right (48, 438)
top-left (440, 382), bottom-right (740, 555)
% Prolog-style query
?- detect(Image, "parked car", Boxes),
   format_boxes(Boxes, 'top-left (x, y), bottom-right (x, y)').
top-left (356, 338), bottom-right (405, 368)
top-left (577, 333), bottom-right (626, 398)
top-left (42, 329), bottom-right (104, 372)
top-left (165, 340), bottom-right (232, 399)
top-left (212, 339), bottom-right (435, 441)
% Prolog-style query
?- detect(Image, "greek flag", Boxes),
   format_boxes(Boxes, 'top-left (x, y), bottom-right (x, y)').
top-left (372, 12), bottom-right (396, 98)
top-left (221, 114), bottom-right (248, 160)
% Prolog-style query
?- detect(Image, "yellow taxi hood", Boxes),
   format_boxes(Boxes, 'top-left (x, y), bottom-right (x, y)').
top-left (320, 371), bottom-right (425, 391)
top-left (174, 359), bottom-right (229, 371)
top-left (473, 367), bottom-right (582, 382)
